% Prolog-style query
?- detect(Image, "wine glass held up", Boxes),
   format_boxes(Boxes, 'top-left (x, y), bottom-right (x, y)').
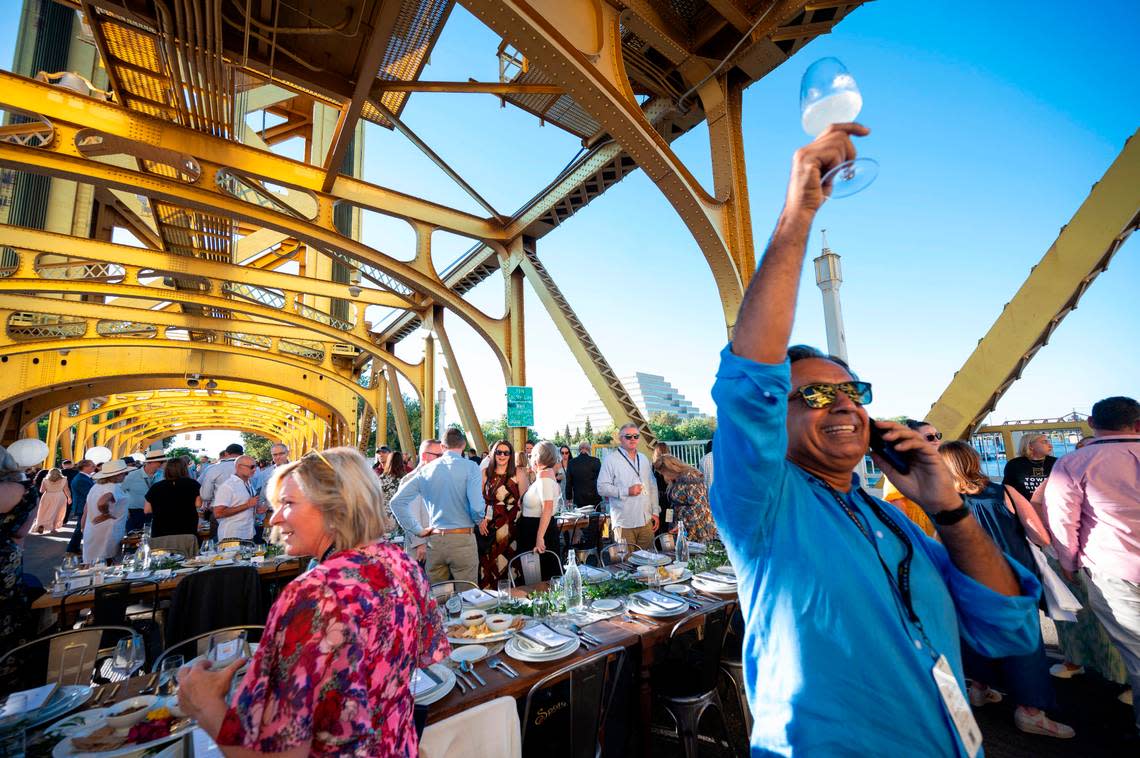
top-left (800, 57), bottom-right (877, 198)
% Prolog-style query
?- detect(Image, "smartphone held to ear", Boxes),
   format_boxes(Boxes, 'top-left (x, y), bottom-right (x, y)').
top-left (869, 423), bottom-right (910, 475)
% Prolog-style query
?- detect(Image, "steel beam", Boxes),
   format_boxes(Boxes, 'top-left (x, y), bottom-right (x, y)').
top-left (928, 130), bottom-right (1140, 438)
top-left (432, 306), bottom-right (487, 453)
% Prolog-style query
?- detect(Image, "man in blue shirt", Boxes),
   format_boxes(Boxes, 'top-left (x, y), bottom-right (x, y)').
top-left (711, 123), bottom-right (1041, 756)
top-left (389, 427), bottom-right (487, 583)
top-left (64, 459), bottom-right (96, 555)
top-left (121, 451), bottom-right (167, 531)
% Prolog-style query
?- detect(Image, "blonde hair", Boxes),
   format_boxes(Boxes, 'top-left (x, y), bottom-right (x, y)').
top-left (46, 468), bottom-right (63, 482)
top-left (938, 441), bottom-right (990, 495)
top-left (653, 453), bottom-right (701, 480)
top-left (1017, 433), bottom-right (1048, 458)
top-left (266, 446), bottom-right (389, 552)
top-left (530, 440), bottom-right (558, 470)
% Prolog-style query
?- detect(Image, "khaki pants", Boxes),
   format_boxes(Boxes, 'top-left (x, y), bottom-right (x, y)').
top-left (614, 524), bottom-right (655, 552)
top-left (426, 532), bottom-right (479, 584)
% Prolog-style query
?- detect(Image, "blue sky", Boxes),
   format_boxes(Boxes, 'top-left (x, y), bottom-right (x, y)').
top-left (3, 1), bottom-right (1137, 442)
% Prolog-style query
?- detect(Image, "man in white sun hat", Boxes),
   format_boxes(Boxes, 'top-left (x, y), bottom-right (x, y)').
top-left (121, 450), bottom-right (168, 532)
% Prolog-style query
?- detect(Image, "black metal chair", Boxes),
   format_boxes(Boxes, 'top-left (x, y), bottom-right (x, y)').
top-left (521, 646), bottom-right (626, 758)
top-left (600, 542), bottom-right (635, 567)
top-left (652, 606), bottom-right (736, 758)
top-left (507, 551), bottom-right (563, 587)
top-left (164, 566), bottom-right (266, 648)
top-left (0, 625), bottom-right (141, 697)
top-left (152, 625), bottom-right (265, 672)
top-left (718, 607), bottom-right (751, 748)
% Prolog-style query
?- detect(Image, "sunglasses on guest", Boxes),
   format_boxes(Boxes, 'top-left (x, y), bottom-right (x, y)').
top-left (494, 449), bottom-right (511, 457)
top-left (924, 432), bottom-right (943, 442)
top-left (621, 434), bottom-right (640, 440)
top-left (789, 381), bottom-right (873, 409)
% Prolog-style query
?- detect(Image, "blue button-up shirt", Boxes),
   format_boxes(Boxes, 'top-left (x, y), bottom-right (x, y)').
top-left (389, 451), bottom-right (484, 534)
top-left (120, 467), bottom-right (158, 511)
top-left (711, 347), bottom-right (1040, 756)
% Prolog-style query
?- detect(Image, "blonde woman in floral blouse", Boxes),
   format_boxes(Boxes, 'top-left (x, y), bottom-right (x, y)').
top-left (178, 447), bottom-right (449, 757)
top-left (653, 454), bottom-right (719, 543)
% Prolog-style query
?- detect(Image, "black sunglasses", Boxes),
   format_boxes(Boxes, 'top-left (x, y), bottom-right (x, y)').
top-left (924, 432), bottom-right (943, 442)
top-left (494, 450), bottom-right (511, 457)
top-left (621, 434), bottom-right (640, 440)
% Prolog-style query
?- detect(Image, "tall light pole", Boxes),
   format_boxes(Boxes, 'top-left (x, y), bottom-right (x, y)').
top-left (812, 229), bottom-right (849, 363)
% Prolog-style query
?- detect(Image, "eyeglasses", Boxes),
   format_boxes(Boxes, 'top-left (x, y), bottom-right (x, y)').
top-left (924, 432), bottom-right (943, 442)
top-left (789, 381), bottom-right (873, 409)
top-left (621, 434), bottom-right (640, 440)
top-left (494, 450), bottom-right (511, 457)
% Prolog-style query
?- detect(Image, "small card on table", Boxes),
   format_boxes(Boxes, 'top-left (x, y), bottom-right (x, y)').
top-left (519, 623), bottom-right (574, 649)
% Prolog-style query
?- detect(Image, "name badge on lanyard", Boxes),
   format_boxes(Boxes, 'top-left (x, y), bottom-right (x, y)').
top-left (932, 655), bottom-right (982, 757)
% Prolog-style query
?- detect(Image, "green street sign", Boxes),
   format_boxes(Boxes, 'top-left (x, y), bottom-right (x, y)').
top-left (506, 385), bottom-right (534, 427)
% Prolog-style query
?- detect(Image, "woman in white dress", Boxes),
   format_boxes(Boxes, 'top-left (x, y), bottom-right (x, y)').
top-left (516, 442), bottom-right (562, 579)
top-left (82, 460), bottom-right (130, 564)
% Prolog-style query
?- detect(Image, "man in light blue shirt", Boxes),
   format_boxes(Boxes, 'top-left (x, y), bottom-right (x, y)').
top-left (120, 450), bottom-right (167, 531)
top-left (711, 124), bottom-right (1041, 756)
top-left (389, 427), bottom-right (487, 583)
top-left (250, 443), bottom-right (289, 543)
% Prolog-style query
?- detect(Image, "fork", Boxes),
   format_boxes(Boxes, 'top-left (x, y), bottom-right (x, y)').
top-left (487, 657), bottom-right (519, 678)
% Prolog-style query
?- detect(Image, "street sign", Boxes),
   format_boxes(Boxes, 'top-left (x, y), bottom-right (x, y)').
top-left (506, 385), bottom-right (534, 427)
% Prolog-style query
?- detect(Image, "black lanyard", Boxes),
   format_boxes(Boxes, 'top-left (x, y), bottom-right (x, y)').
top-left (618, 450), bottom-right (641, 477)
top-left (818, 478), bottom-right (936, 654)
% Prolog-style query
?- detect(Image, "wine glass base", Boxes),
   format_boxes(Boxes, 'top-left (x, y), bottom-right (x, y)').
top-left (822, 158), bottom-right (878, 198)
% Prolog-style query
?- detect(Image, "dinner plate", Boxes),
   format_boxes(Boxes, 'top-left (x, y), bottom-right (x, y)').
top-left (413, 664), bottom-right (456, 706)
top-left (687, 541), bottom-right (707, 554)
top-left (663, 584), bottom-right (691, 595)
top-left (591, 598), bottom-right (622, 612)
top-left (638, 569), bottom-right (693, 585)
top-left (715, 565), bottom-right (737, 576)
top-left (51, 719), bottom-right (194, 757)
top-left (628, 551), bottom-right (671, 567)
top-left (628, 592), bottom-right (688, 618)
top-left (578, 565), bottom-right (611, 584)
top-left (446, 623), bottom-right (518, 645)
top-left (43, 706), bottom-right (111, 737)
top-left (458, 589), bottom-right (499, 610)
top-left (691, 577), bottom-right (737, 596)
top-left (449, 644), bottom-right (489, 664)
top-left (505, 635), bottom-right (580, 663)
top-left (18, 686), bottom-right (92, 731)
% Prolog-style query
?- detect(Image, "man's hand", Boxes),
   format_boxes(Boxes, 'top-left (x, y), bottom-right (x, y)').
top-left (869, 421), bottom-right (961, 515)
top-left (478, 518), bottom-right (489, 537)
top-left (650, 515), bottom-right (660, 532)
top-left (627, 483), bottom-right (643, 497)
top-left (418, 528), bottom-right (434, 539)
top-left (414, 544), bottom-right (426, 563)
top-left (786, 123), bottom-right (870, 215)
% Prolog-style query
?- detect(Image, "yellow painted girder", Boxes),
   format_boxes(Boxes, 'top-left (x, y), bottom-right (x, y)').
top-left (0, 71), bottom-right (506, 242)
top-left (0, 120), bottom-right (511, 382)
top-left (928, 130), bottom-right (1140, 438)
top-left (50, 392), bottom-right (316, 433)
top-left (90, 405), bottom-right (319, 440)
top-left (0, 226), bottom-right (412, 309)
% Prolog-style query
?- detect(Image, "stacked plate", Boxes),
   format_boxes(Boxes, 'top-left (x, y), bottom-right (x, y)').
top-left (5, 686), bottom-right (91, 731)
top-left (628, 550), bottom-right (670, 567)
top-left (692, 565), bottom-right (738, 595)
top-left (458, 588), bottom-right (499, 610)
top-left (412, 664), bottom-right (456, 706)
top-left (505, 623), bottom-right (581, 663)
top-left (628, 590), bottom-right (688, 617)
top-left (578, 564), bottom-right (610, 584)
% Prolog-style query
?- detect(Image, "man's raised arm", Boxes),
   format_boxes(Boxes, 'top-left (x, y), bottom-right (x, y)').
top-left (732, 124), bottom-right (869, 361)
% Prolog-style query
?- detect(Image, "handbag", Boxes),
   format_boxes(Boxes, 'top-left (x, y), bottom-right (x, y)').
top-left (1028, 542), bottom-right (1081, 621)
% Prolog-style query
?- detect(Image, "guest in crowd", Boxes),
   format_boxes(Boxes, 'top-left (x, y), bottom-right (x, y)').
top-left (31, 468), bottom-right (69, 533)
top-left (1004, 433), bottom-right (1055, 501)
top-left (64, 459), bottom-right (95, 555)
top-left (213, 455), bottom-right (263, 542)
top-left (711, 122), bottom-right (1040, 755)
top-left (939, 441), bottom-right (1073, 737)
top-left (879, 419), bottom-right (942, 537)
top-left (144, 457), bottom-right (202, 541)
top-left (399, 439), bottom-right (441, 565)
top-left (178, 447), bottom-right (449, 755)
top-left (81, 460), bottom-right (130, 564)
top-left (514, 451), bottom-right (532, 494)
top-left (1045, 396), bottom-right (1140, 738)
top-left (390, 427), bottom-right (486, 583)
top-left (699, 436), bottom-right (714, 489)
top-left (0, 445), bottom-right (40, 658)
top-left (517, 441), bottom-right (561, 576)
top-left (597, 423), bottom-right (658, 550)
top-left (653, 454), bottom-right (718, 544)
top-left (565, 441), bottom-right (601, 510)
top-left (651, 442), bottom-right (672, 535)
top-left (378, 451), bottom-right (406, 504)
top-left (480, 439), bottom-right (521, 587)
top-left (121, 451), bottom-right (167, 532)
top-left (556, 445), bottom-right (572, 501)
top-left (60, 459), bottom-right (78, 486)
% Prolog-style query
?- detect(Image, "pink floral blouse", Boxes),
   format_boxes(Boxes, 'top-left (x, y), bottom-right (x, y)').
top-left (218, 541), bottom-right (450, 755)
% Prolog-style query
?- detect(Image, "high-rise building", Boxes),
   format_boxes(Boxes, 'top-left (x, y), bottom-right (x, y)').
top-left (572, 372), bottom-right (705, 432)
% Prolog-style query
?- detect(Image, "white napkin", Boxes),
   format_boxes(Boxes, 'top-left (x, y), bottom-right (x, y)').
top-left (697, 571), bottom-right (736, 585)
top-left (460, 588), bottom-right (496, 607)
top-left (635, 590), bottom-right (684, 609)
top-left (0, 684), bottom-right (56, 718)
top-left (413, 668), bottom-right (440, 696)
top-left (519, 623), bottom-right (575, 649)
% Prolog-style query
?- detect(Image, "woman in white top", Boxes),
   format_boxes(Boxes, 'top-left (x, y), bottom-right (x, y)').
top-left (516, 441), bottom-right (561, 570)
top-left (82, 460), bottom-right (130, 564)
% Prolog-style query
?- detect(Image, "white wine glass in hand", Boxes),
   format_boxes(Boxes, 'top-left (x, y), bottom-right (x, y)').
top-left (800, 57), bottom-right (877, 198)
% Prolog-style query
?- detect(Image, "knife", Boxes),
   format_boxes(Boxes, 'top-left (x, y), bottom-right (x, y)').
top-left (455, 668), bottom-right (477, 690)
top-left (658, 590), bottom-right (702, 608)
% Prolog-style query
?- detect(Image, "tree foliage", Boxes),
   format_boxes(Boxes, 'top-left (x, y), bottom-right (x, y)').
top-left (240, 433), bottom-right (272, 462)
top-left (165, 446), bottom-right (199, 463)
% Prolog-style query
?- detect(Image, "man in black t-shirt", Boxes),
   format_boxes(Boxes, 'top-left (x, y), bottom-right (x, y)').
top-left (1002, 433), bottom-right (1055, 500)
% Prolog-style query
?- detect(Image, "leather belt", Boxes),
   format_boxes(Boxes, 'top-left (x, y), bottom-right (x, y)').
top-left (432, 527), bottom-right (473, 535)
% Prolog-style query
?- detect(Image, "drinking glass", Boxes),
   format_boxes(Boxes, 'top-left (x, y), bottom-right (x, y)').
top-left (800, 57), bottom-right (877, 198)
top-left (445, 593), bottom-right (463, 623)
top-left (111, 637), bottom-right (145, 681)
top-left (201, 538), bottom-right (216, 557)
top-left (497, 580), bottom-right (512, 610)
top-left (158, 655), bottom-right (184, 696)
top-left (208, 630), bottom-right (248, 667)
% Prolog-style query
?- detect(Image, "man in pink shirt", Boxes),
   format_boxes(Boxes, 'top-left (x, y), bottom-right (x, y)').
top-left (1044, 396), bottom-right (1140, 736)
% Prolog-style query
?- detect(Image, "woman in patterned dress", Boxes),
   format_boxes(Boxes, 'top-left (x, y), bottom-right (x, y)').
top-left (653, 454), bottom-right (719, 543)
top-left (178, 447), bottom-right (449, 757)
top-left (378, 451), bottom-right (406, 504)
top-left (0, 445), bottom-right (39, 664)
top-left (480, 439), bottom-right (521, 588)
